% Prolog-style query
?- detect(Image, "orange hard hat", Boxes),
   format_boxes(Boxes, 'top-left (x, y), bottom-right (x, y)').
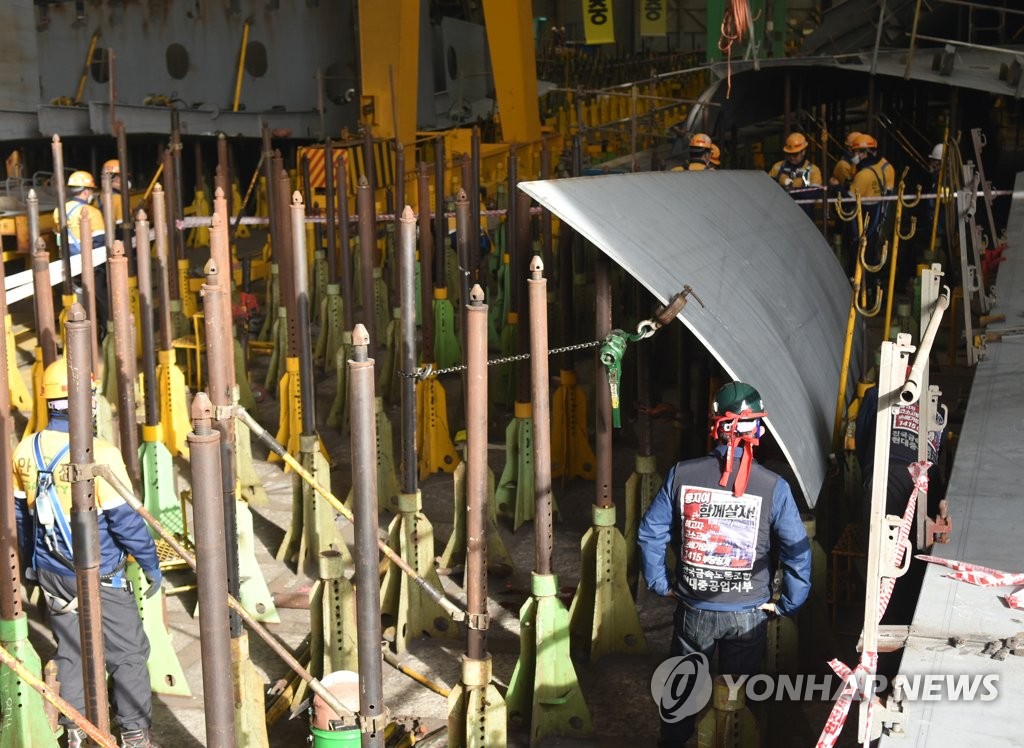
top-left (67, 170), bottom-right (96, 189)
top-left (102, 159), bottom-right (120, 175)
top-left (710, 144), bottom-right (721, 165)
top-left (844, 131), bottom-right (863, 149)
top-left (689, 133), bottom-right (712, 149)
top-left (783, 132), bottom-right (808, 154)
top-left (850, 133), bottom-right (877, 150)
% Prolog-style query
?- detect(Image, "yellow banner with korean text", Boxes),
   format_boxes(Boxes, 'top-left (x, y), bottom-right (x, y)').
top-left (640, 0), bottom-right (667, 37)
top-left (583, 0), bottom-right (615, 45)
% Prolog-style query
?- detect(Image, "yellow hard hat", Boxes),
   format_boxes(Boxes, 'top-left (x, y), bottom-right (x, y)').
top-left (102, 159), bottom-right (120, 175)
top-left (42, 359), bottom-right (69, 400)
top-left (844, 131), bottom-right (863, 149)
top-left (689, 133), bottom-right (712, 149)
top-left (783, 132), bottom-right (808, 154)
top-left (67, 170), bottom-right (96, 189)
top-left (710, 144), bottom-right (721, 165)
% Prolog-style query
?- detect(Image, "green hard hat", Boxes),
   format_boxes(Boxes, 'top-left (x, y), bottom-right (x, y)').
top-left (711, 381), bottom-right (764, 417)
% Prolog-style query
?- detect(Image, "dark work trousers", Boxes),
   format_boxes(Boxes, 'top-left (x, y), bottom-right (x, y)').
top-left (659, 602), bottom-right (768, 746)
top-left (37, 568), bottom-right (152, 732)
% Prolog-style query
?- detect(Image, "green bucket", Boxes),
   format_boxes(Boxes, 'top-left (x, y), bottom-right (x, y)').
top-left (311, 725), bottom-right (360, 747)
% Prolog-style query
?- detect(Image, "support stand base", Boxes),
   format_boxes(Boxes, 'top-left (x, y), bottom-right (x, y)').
top-left (448, 656), bottom-right (507, 748)
top-left (0, 617), bottom-right (59, 748)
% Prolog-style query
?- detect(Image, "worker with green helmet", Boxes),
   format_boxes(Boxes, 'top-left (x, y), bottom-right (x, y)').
top-left (639, 381), bottom-right (811, 746)
top-left (13, 359), bottom-right (162, 748)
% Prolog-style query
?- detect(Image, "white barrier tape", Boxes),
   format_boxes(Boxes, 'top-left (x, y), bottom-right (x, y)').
top-left (816, 651), bottom-right (879, 748)
top-left (877, 461), bottom-right (929, 617)
top-left (915, 555), bottom-right (1024, 589)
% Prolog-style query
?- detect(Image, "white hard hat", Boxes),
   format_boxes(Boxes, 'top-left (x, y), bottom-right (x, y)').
top-left (929, 143), bottom-right (944, 161)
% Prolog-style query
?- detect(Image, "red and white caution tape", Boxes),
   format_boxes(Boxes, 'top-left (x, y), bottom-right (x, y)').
top-left (915, 554), bottom-right (1024, 608)
top-left (816, 461), bottom-right (929, 747)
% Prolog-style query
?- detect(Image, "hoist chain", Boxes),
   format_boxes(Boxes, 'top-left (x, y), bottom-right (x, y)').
top-left (403, 338), bottom-right (604, 381)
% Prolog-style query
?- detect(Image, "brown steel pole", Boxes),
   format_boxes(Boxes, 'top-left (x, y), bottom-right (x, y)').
top-left (356, 175), bottom-right (377, 352)
top-left (324, 139), bottom-right (337, 283)
top-left (51, 135), bottom-right (73, 296)
top-left (433, 138), bottom-right (446, 288)
top-left (65, 304), bottom-right (110, 735)
top-left (290, 192), bottom-right (317, 435)
top-left (595, 254), bottom-right (613, 509)
top-left (470, 127), bottom-right (482, 279)
top-left (275, 163), bottom-right (298, 359)
top-left (506, 148), bottom-right (519, 314)
top-left (158, 151), bottom-right (180, 301)
top-left (514, 190), bottom-right (532, 405)
top-left (100, 171), bottom-right (116, 255)
top-left (528, 258), bottom-right (554, 575)
top-left (216, 133), bottom-right (232, 219)
top-left (392, 143), bottom-right (406, 312)
top-left (115, 121), bottom-right (133, 265)
top-left (465, 284), bottom-right (488, 662)
top-left (635, 291), bottom-right (653, 458)
top-left (152, 185), bottom-right (174, 350)
top-left (362, 128), bottom-right (377, 194)
top-left (27, 187), bottom-right (41, 251)
top-left (0, 249), bottom-right (24, 622)
top-left (108, 241), bottom-right (141, 487)
top-left (336, 156), bottom-right (355, 330)
top-left (134, 210), bottom-right (159, 428)
top-left (32, 238), bottom-right (59, 367)
top-left (398, 207), bottom-right (418, 494)
top-left (78, 212), bottom-right (100, 374)
top-left (540, 138), bottom-right (554, 272)
top-left (347, 325), bottom-right (386, 748)
top-left (187, 393), bottom-right (236, 748)
top-left (170, 109), bottom-right (187, 269)
top-left (417, 164), bottom-right (435, 356)
top-left (454, 189), bottom-right (471, 343)
top-left (262, 131), bottom-right (280, 295)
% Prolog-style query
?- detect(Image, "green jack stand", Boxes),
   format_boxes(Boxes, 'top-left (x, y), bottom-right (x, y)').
top-left (100, 320), bottom-right (118, 402)
top-left (139, 425), bottom-right (184, 535)
top-left (695, 676), bottom-right (760, 747)
top-left (344, 397), bottom-right (400, 512)
top-left (311, 250), bottom-right (328, 317)
top-left (233, 339), bottom-right (258, 411)
top-left (373, 267), bottom-right (390, 347)
top-left (232, 633), bottom-right (270, 748)
top-left (432, 289), bottom-right (461, 369)
top-left (378, 309), bottom-right (402, 406)
top-left (156, 350), bottom-right (191, 458)
top-left (236, 414), bottom-right (269, 506)
top-left (550, 370), bottom-right (596, 481)
top-left (169, 298), bottom-right (190, 342)
top-left (263, 307), bottom-right (288, 392)
top-left (127, 562), bottom-right (191, 696)
top-left (326, 334), bottom-right (352, 430)
top-left (490, 312), bottom-right (517, 411)
top-left (0, 617), bottom-right (59, 748)
top-left (447, 656), bottom-right (507, 748)
top-left (506, 573), bottom-right (592, 744)
top-left (277, 435), bottom-right (349, 574)
top-left (439, 460), bottom-right (513, 575)
top-left (569, 505), bottom-right (647, 661)
top-left (763, 613), bottom-right (799, 676)
top-left (257, 265), bottom-right (280, 342)
top-left (494, 403), bottom-right (538, 532)
top-left (415, 375), bottom-right (460, 481)
top-left (237, 500), bottom-right (281, 623)
top-left (624, 454), bottom-right (661, 593)
top-left (380, 490), bottom-right (458, 653)
top-left (314, 284), bottom-right (345, 374)
top-left (305, 549), bottom-right (359, 696)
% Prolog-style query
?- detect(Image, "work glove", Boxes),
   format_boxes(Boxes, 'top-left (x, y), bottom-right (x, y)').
top-left (758, 602), bottom-right (778, 617)
top-left (143, 569), bottom-right (164, 599)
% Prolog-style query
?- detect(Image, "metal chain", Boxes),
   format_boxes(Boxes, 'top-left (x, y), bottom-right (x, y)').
top-left (404, 338), bottom-right (604, 380)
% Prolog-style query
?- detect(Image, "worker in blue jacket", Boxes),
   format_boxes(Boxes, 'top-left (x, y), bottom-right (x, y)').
top-left (13, 359), bottom-right (162, 748)
top-left (639, 381), bottom-right (812, 746)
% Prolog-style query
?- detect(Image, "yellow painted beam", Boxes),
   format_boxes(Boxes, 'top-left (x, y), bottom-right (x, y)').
top-left (481, 0), bottom-right (542, 144)
top-left (358, 0), bottom-right (420, 148)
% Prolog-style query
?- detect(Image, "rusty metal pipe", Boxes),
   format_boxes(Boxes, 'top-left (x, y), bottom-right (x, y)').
top-left (100, 171), bottom-right (116, 257)
top-left (356, 175), bottom-right (378, 351)
top-left (515, 190), bottom-right (532, 405)
top-left (170, 110), bottom-right (186, 268)
top-left (187, 393), bottom-right (236, 748)
top-left (348, 325), bottom-right (386, 748)
top-left (454, 189), bottom-right (471, 341)
top-left (78, 212), bottom-right (100, 374)
top-left (392, 143), bottom-right (405, 312)
top-left (470, 127), bottom-right (482, 275)
top-left (398, 206), bottom-right (418, 494)
top-left (506, 148), bottom-right (519, 312)
top-left (540, 138), bottom-right (554, 272)
top-left (0, 250), bottom-right (23, 621)
top-left (324, 139), bottom-right (337, 283)
top-left (417, 164), bottom-right (435, 353)
top-left (362, 129), bottom-right (377, 193)
top-left (115, 121), bottom-right (132, 262)
top-left (336, 157), bottom-right (355, 330)
top-left (151, 185), bottom-right (174, 350)
top-left (528, 258), bottom-right (554, 575)
top-left (51, 135), bottom-right (73, 296)
top-left (159, 151), bottom-right (180, 301)
top-left (635, 291), bottom-right (653, 458)
top-left (433, 138), bottom-right (446, 287)
top-left (32, 238), bottom-right (59, 368)
top-left (134, 210), bottom-right (159, 427)
top-left (290, 192), bottom-right (317, 435)
top-left (465, 284), bottom-right (488, 661)
top-left (261, 127), bottom-right (280, 287)
top-left (216, 134), bottom-right (232, 220)
top-left (275, 162), bottom-right (298, 358)
top-left (595, 255), bottom-right (613, 509)
top-left (65, 304), bottom-right (110, 734)
top-left (108, 241), bottom-right (141, 487)
top-left (201, 261), bottom-right (242, 637)
top-left (27, 187), bottom-right (40, 251)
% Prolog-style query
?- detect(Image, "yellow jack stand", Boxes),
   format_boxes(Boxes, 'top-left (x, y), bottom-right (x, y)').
top-left (4, 315), bottom-right (32, 412)
top-left (550, 369), bottom-right (596, 481)
top-left (57, 293), bottom-right (75, 352)
top-left (186, 189), bottom-right (211, 248)
top-left (178, 259), bottom-right (198, 319)
top-left (264, 307), bottom-right (288, 393)
top-left (495, 402), bottom-right (538, 531)
top-left (257, 264), bottom-right (279, 343)
top-left (326, 333), bottom-right (352, 431)
top-left (415, 373), bottom-right (460, 480)
top-left (271, 356), bottom-right (302, 462)
top-left (128, 276), bottom-right (142, 359)
top-left (695, 676), bottom-right (760, 748)
top-left (156, 350), bottom-right (191, 458)
top-left (344, 397), bottom-right (400, 512)
top-left (448, 656), bottom-right (507, 748)
top-left (231, 180), bottom-right (250, 238)
top-left (127, 562), bottom-right (191, 697)
top-left (568, 505), bottom-right (647, 662)
top-left (439, 460), bottom-right (513, 575)
top-left (380, 490), bottom-right (459, 653)
top-left (232, 633), bottom-right (271, 748)
top-left (624, 454), bottom-right (662, 593)
top-left (24, 347), bottom-right (46, 435)
top-left (255, 175), bottom-right (270, 218)
top-left (314, 283), bottom-right (345, 374)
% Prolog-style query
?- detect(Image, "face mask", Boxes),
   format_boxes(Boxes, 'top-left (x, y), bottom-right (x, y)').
top-left (850, 153), bottom-right (862, 166)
